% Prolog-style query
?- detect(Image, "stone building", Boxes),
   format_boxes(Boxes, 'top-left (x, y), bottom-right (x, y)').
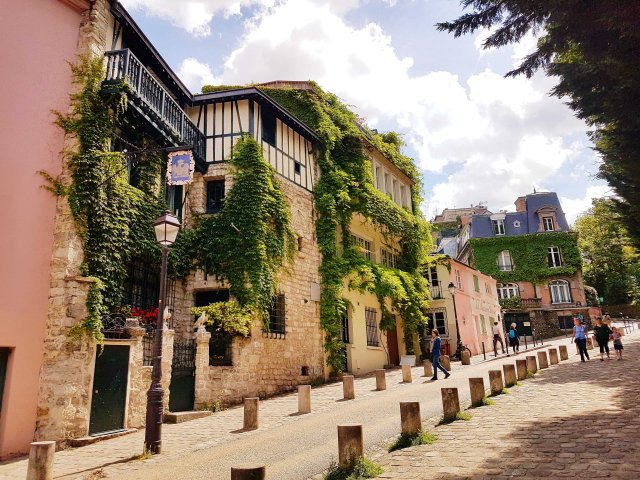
top-left (1, 0), bottom-right (426, 455)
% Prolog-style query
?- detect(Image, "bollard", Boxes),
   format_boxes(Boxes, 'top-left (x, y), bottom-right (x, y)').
top-left (440, 355), bottom-right (451, 372)
top-left (399, 402), bottom-right (422, 436)
top-left (441, 387), bottom-right (460, 421)
top-left (337, 424), bottom-right (364, 467)
top-left (423, 360), bottom-right (433, 378)
top-left (298, 385), bottom-right (311, 414)
top-left (482, 342), bottom-right (486, 360)
top-left (559, 345), bottom-right (569, 361)
top-left (402, 364), bottom-right (412, 383)
top-left (343, 375), bottom-right (355, 400)
top-left (231, 466), bottom-right (266, 480)
top-left (489, 370), bottom-right (504, 395)
top-left (243, 398), bottom-right (259, 430)
top-left (515, 359), bottom-right (527, 381)
top-left (537, 351), bottom-right (549, 369)
top-left (526, 355), bottom-right (538, 374)
top-left (461, 350), bottom-right (471, 365)
top-left (524, 334), bottom-right (528, 350)
top-left (548, 348), bottom-right (559, 365)
top-left (375, 369), bottom-right (386, 391)
top-left (27, 441), bottom-right (55, 480)
top-left (586, 337), bottom-right (594, 350)
top-left (469, 377), bottom-right (485, 407)
top-left (503, 364), bottom-right (517, 387)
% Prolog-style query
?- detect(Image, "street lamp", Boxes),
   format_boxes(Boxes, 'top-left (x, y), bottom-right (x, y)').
top-left (448, 282), bottom-right (463, 360)
top-left (145, 210), bottom-right (181, 454)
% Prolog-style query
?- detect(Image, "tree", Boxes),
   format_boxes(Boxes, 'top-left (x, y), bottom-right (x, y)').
top-left (575, 198), bottom-right (640, 305)
top-left (437, 2), bottom-right (640, 245)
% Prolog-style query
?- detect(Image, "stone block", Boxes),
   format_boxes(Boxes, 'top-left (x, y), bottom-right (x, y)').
top-left (515, 359), bottom-right (527, 381)
top-left (503, 364), bottom-right (517, 387)
top-left (441, 388), bottom-right (460, 421)
top-left (298, 385), bottom-right (311, 414)
top-left (423, 360), bottom-right (433, 377)
top-left (401, 364), bottom-right (412, 383)
top-left (343, 375), bottom-right (355, 400)
top-left (489, 370), bottom-right (503, 395)
top-left (440, 355), bottom-right (451, 371)
top-left (526, 355), bottom-right (538, 374)
top-left (537, 351), bottom-right (549, 369)
top-left (375, 369), bottom-right (386, 391)
top-left (337, 424), bottom-right (363, 467)
top-left (399, 401), bottom-right (421, 436)
top-left (243, 398), bottom-right (259, 430)
top-left (230, 466), bottom-right (266, 480)
top-left (469, 377), bottom-right (485, 407)
top-left (27, 441), bottom-right (55, 480)
top-left (548, 348), bottom-right (559, 365)
top-left (461, 350), bottom-right (471, 365)
top-left (559, 345), bottom-right (569, 361)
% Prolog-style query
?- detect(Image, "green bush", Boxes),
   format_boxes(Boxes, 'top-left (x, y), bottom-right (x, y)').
top-left (324, 457), bottom-right (383, 480)
top-left (388, 430), bottom-right (437, 452)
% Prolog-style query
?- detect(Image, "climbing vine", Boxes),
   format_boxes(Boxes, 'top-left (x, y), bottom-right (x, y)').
top-left (191, 300), bottom-right (254, 337)
top-left (258, 83), bottom-right (433, 371)
top-left (52, 57), bottom-right (166, 341)
top-left (469, 232), bottom-right (582, 284)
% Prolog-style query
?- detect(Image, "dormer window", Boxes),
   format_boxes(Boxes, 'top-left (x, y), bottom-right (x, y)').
top-left (543, 217), bottom-right (554, 231)
top-left (492, 219), bottom-right (505, 235)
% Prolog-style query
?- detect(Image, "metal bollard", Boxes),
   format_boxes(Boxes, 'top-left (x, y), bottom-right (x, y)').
top-left (337, 424), bottom-right (364, 467)
top-left (27, 441), bottom-right (55, 480)
top-left (231, 466), bottom-right (266, 480)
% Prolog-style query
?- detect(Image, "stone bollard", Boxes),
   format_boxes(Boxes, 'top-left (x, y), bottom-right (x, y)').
top-left (488, 370), bottom-right (504, 395)
top-left (469, 377), bottom-right (486, 407)
top-left (548, 348), bottom-right (559, 365)
top-left (27, 441), bottom-right (55, 480)
top-left (559, 345), bottom-right (569, 361)
top-left (402, 364), bottom-right (412, 383)
top-left (441, 388), bottom-right (460, 421)
top-left (343, 375), bottom-right (355, 400)
top-left (586, 337), bottom-right (594, 350)
top-left (337, 424), bottom-right (364, 467)
top-left (526, 355), bottom-right (538, 374)
top-left (243, 398), bottom-right (259, 430)
top-left (537, 351), bottom-right (549, 369)
top-left (375, 369), bottom-right (387, 391)
top-left (503, 364), bottom-right (517, 387)
top-left (515, 359), bottom-right (527, 381)
top-left (461, 350), bottom-right (471, 365)
top-left (423, 360), bottom-right (433, 377)
top-left (298, 385), bottom-right (311, 414)
top-left (231, 466), bottom-right (266, 480)
top-left (440, 355), bottom-right (451, 372)
top-left (399, 402), bottom-right (422, 436)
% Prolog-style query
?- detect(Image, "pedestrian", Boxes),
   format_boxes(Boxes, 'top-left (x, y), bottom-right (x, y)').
top-left (508, 322), bottom-right (520, 354)
top-left (611, 327), bottom-right (624, 360)
top-left (492, 321), bottom-right (506, 356)
top-left (592, 318), bottom-right (612, 361)
top-left (430, 330), bottom-right (450, 381)
top-left (572, 317), bottom-right (590, 362)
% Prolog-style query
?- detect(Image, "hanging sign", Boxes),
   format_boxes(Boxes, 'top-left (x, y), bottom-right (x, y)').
top-left (167, 150), bottom-right (194, 185)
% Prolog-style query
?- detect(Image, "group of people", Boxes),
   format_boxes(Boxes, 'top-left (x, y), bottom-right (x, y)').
top-left (575, 317), bottom-right (624, 362)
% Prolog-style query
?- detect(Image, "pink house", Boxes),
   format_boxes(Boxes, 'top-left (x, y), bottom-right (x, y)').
top-left (0, 0), bottom-right (89, 459)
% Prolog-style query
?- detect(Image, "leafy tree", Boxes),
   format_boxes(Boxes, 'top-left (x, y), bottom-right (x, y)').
top-left (575, 198), bottom-right (640, 305)
top-left (437, 2), bottom-right (640, 245)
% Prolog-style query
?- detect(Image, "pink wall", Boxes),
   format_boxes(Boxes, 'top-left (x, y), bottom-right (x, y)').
top-left (0, 0), bottom-right (84, 458)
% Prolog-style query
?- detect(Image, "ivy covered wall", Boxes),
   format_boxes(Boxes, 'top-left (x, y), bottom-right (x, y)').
top-left (469, 232), bottom-right (581, 284)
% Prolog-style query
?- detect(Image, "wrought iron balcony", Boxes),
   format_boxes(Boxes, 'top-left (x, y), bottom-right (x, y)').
top-left (103, 49), bottom-right (204, 163)
top-left (430, 284), bottom-right (444, 299)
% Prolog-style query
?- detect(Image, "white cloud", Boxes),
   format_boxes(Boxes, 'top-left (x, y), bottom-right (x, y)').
top-left (177, 58), bottom-right (219, 92)
top-left (561, 185), bottom-right (612, 225)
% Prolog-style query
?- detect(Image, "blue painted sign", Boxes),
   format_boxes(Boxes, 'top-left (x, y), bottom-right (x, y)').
top-left (167, 150), bottom-right (194, 185)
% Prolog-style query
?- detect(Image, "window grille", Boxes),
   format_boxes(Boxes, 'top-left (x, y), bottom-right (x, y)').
top-left (365, 307), bottom-right (379, 346)
top-left (265, 294), bottom-right (286, 337)
top-left (547, 246), bottom-right (563, 267)
top-left (206, 180), bottom-right (225, 214)
top-left (341, 314), bottom-right (350, 344)
top-left (208, 332), bottom-right (233, 366)
top-left (123, 257), bottom-right (176, 313)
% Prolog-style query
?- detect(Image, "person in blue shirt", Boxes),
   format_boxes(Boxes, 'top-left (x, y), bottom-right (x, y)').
top-left (430, 330), bottom-right (450, 381)
top-left (572, 317), bottom-right (590, 362)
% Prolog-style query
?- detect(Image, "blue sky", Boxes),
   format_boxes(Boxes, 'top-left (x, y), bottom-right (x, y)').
top-left (121, 0), bottom-right (608, 222)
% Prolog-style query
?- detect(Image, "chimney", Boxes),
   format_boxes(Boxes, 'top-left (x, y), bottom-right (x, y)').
top-left (514, 196), bottom-right (526, 212)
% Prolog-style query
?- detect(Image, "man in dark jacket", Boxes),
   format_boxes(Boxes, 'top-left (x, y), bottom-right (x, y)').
top-left (430, 330), bottom-right (450, 381)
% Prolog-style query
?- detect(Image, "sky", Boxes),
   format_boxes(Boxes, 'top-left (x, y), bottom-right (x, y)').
top-left (120, 0), bottom-right (610, 223)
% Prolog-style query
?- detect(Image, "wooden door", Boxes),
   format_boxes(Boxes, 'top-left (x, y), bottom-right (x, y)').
top-left (89, 345), bottom-right (129, 435)
top-left (387, 327), bottom-right (400, 366)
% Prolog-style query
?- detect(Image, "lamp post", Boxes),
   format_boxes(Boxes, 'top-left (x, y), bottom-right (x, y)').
top-left (448, 282), bottom-right (463, 360)
top-left (144, 210), bottom-right (181, 454)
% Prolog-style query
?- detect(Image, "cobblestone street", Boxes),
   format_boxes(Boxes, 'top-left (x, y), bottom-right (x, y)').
top-left (374, 333), bottom-right (640, 479)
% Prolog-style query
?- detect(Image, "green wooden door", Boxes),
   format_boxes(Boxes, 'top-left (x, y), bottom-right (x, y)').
top-left (89, 345), bottom-right (129, 435)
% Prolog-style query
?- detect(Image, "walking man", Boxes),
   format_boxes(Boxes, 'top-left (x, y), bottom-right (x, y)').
top-left (493, 321), bottom-right (506, 356)
top-left (430, 330), bottom-right (450, 381)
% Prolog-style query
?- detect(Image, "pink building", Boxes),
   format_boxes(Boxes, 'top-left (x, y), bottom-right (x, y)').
top-left (0, 0), bottom-right (89, 459)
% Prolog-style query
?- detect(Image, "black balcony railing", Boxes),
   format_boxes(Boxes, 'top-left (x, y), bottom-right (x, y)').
top-left (104, 49), bottom-right (204, 162)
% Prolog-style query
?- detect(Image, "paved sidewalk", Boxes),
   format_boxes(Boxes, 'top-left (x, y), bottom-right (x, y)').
top-left (373, 333), bottom-right (640, 479)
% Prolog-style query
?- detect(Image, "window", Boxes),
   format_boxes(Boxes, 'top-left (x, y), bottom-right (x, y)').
top-left (365, 307), bottom-right (379, 346)
top-left (497, 250), bottom-right (514, 271)
top-left (384, 173), bottom-right (391, 197)
top-left (261, 108), bottom-right (277, 146)
top-left (0, 348), bottom-right (9, 415)
top-left (350, 234), bottom-right (373, 261)
top-left (549, 280), bottom-right (571, 304)
top-left (428, 266), bottom-right (442, 298)
top-left (497, 283), bottom-right (519, 299)
top-left (492, 219), bottom-right (505, 235)
top-left (543, 217), bottom-right (555, 231)
top-left (480, 315), bottom-right (487, 335)
top-left (195, 290), bottom-right (232, 366)
top-left (166, 185), bottom-right (184, 220)
top-left (392, 179), bottom-right (398, 202)
top-left (266, 294), bottom-right (286, 335)
top-left (380, 248), bottom-right (400, 269)
top-left (341, 313), bottom-right (350, 344)
top-left (206, 180), bottom-right (225, 214)
top-left (426, 310), bottom-right (447, 336)
top-left (375, 166), bottom-right (382, 190)
top-left (400, 185), bottom-right (407, 208)
top-left (294, 161), bottom-right (301, 175)
top-left (473, 275), bottom-right (480, 292)
top-left (124, 257), bottom-right (160, 310)
top-left (455, 269), bottom-right (463, 290)
top-left (547, 246), bottom-right (563, 268)
top-left (485, 282), bottom-right (491, 295)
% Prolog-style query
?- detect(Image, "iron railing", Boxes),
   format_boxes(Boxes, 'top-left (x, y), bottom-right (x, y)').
top-left (430, 284), bottom-right (443, 299)
top-left (521, 298), bottom-right (542, 309)
top-left (104, 49), bottom-right (204, 161)
top-left (365, 307), bottom-right (379, 347)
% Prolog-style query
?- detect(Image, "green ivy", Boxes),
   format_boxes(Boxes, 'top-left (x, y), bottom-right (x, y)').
top-left (191, 300), bottom-right (254, 337)
top-left (498, 295), bottom-right (522, 310)
top-left (171, 135), bottom-right (296, 323)
top-left (469, 232), bottom-right (581, 284)
top-left (68, 278), bottom-right (106, 344)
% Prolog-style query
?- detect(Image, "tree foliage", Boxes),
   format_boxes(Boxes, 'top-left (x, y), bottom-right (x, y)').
top-left (575, 198), bottom-right (640, 305)
top-left (438, 1), bottom-right (640, 244)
